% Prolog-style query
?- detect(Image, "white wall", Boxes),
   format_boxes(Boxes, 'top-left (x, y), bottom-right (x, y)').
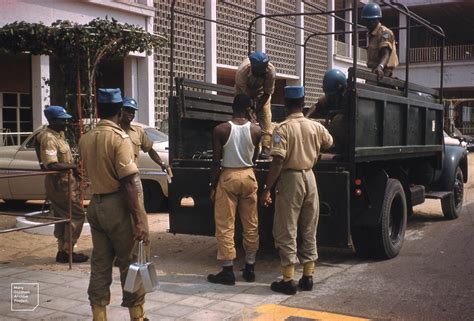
top-left (394, 61), bottom-right (474, 89)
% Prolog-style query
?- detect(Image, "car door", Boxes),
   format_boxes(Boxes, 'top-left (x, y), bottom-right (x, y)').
top-left (8, 131), bottom-right (46, 200)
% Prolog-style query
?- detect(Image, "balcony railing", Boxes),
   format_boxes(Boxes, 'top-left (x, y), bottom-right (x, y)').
top-left (410, 44), bottom-right (474, 63)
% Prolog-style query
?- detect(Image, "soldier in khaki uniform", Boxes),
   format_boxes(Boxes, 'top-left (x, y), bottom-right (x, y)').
top-left (362, 3), bottom-right (399, 80)
top-left (120, 97), bottom-right (167, 259)
top-left (235, 51), bottom-right (276, 159)
top-left (79, 89), bottom-right (149, 321)
top-left (261, 86), bottom-right (333, 295)
top-left (36, 106), bottom-right (88, 263)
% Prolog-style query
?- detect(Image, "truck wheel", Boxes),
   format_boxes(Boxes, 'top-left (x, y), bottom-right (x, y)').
top-left (143, 180), bottom-right (164, 213)
top-left (441, 166), bottom-right (464, 220)
top-left (373, 178), bottom-right (407, 259)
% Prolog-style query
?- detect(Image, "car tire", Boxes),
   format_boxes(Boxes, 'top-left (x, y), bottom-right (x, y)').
top-left (441, 166), bottom-right (464, 220)
top-left (142, 180), bottom-right (164, 213)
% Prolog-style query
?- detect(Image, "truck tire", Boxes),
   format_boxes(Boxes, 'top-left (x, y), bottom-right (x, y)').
top-left (441, 166), bottom-right (464, 220)
top-left (373, 178), bottom-right (407, 259)
top-left (142, 180), bottom-right (164, 213)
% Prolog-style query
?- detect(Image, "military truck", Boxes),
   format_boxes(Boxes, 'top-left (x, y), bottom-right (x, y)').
top-left (166, 1), bottom-right (468, 259)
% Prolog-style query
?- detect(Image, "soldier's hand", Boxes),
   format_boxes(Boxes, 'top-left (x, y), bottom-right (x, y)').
top-left (374, 65), bottom-right (384, 81)
top-left (134, 223), bottom-right (149, 244)
top-left (260, 189), bottom-right (272, 207)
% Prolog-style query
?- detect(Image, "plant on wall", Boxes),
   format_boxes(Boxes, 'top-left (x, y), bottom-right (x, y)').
top-left (0, 18), bottom-right (166, 134)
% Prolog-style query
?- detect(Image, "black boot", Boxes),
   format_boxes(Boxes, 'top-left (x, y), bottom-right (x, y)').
top-left (270, 279), bottom-right (297, 295)
top-left (242, 263), bottom-right (255, 282)
top-left (207, 266), bottom-right (235, 285)
top-left (56, 251), bottom-right (89, 263)
top-left (298, 275), bottom-right (313, 291)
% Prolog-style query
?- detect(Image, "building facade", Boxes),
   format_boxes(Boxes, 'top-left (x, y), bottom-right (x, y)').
top-left (0, 0), bottom-right (156, 146)
top-left (154, 0), bottom-right (328, 131)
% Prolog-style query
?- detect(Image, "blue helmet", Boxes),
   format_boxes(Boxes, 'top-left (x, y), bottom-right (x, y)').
top-left (249, 51), bottom-right (270, 68)
top-left (323, 69), bottom-right (347, 95)
top-left (44, 105), bottom-right (72, 121)
top-left (361, 3), bottom-right (382, 20)
top-left (123, 97), bottom-right (139, 110)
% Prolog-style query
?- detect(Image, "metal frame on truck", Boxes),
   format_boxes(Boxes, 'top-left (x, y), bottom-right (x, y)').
top-left (167, 0), bottom-right (468, 259)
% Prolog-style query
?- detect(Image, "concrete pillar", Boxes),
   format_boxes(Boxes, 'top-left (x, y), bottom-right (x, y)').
top-left (327, 0), bottom-right (335, 69)
top-left (295, 0), bottom-right (304, 86)
top-left (124, 57), bottom-right (138, 98)
top-left (256, 0), bottom-right (265, 53)
top-left (137, 55), bottom-right (154, 127)
top-left (344, 0), bottom-right (352, 58)
top-left (31, 55), bottom-right (49, 127)
top-left (205, 0), bottom-right (217, 84)
top-left (399, 13), bottom-right (407, 63)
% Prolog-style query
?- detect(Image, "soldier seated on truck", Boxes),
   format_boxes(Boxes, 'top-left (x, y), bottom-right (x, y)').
top-left (305, 69), bottom-right (349, 154)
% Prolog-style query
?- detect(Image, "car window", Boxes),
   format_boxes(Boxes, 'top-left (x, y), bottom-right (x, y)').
top-left (145, 128), bottom-right (168, 143)
top-left (24, 132), bottom-right (40, 149)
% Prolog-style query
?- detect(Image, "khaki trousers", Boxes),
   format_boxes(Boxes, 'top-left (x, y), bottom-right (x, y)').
top-left (273, 169), bottom-right (319, 267)
top-left (45, 174), bottom-right (85, 251)
top-left (87, 192), bottom-right (145, 307)
top-left (134, 176), bottom-right (150, 259)
top-left (257, 95), bottom-right (273, 149)
top-left (214, 168), bottom-right (259, 261)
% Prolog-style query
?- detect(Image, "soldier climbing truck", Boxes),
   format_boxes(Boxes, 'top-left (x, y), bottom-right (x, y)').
top-left (166, 1), bottom-right (468, 259)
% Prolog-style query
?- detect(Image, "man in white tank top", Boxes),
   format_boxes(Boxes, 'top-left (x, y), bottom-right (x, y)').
top-left (208, 94), bottom-right (262, 285)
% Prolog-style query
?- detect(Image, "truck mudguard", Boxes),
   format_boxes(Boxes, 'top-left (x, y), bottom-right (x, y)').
top-left (353, 169), bottom-right (388, 227)
top-left (432, 145), bottom-right (468, 191)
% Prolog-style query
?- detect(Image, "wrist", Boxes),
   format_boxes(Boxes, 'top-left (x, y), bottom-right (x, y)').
top-left (378, 64), bottom-right (384, 70)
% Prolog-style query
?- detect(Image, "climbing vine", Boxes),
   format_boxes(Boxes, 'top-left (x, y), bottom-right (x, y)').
top-left (0, 17), bottom-right (166, 130)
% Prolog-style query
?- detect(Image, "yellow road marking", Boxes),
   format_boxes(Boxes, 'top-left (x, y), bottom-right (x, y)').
top-left (252, 304), bottom-right (371, 321)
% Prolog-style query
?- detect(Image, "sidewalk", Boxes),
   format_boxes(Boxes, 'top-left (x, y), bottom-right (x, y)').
top-left (0, 263), bottom-right (296, 321)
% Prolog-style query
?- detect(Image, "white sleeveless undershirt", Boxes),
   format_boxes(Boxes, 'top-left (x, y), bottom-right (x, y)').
top-left (221, 121), bottom-right (255, 168)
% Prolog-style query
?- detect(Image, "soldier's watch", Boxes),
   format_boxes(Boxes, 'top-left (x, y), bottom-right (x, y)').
top-left (378, 64), bottom-right (384, 69)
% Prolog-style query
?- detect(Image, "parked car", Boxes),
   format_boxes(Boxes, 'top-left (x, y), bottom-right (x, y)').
top-left (451, 127), bottom-right (474, 152)
top-left (444, 130), bottom-right (467, 149)
top-left (0, 122), bottom-right (169, 212)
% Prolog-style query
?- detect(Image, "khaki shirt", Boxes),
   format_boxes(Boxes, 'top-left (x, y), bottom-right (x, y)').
top-left (235, 57), bottom-right (276, 98)
top-left (37, 127), bottom-right (74, 167)
top-left (125, 125), bottom-right (154, 162)
top-left (367, 23), bottom-right (399, 71)
top-left (271, 113), bottom-right (333, 170)
top-left (79, 119), bottom-right (138, 194)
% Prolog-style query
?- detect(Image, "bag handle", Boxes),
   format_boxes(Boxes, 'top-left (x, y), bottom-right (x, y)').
top-left (138, 240), bottom-right (145, 265)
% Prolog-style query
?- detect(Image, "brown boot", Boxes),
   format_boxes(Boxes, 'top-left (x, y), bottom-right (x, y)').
top-left (129, 304), bottom-right (148, 321)
top-left (91, 304), bottom-right (107, 321)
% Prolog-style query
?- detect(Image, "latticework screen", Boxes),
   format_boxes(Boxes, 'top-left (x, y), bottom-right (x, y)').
top-left (216, 0), bottom-right (256, 67)
top-left (154, 0), bottom-right (328, 127)
top-left (154, 0), bottom-right (205, 129)
top-left (265, 1), bottom-right (297, 77)
top-left (303, 0), bottom-right (328, 105)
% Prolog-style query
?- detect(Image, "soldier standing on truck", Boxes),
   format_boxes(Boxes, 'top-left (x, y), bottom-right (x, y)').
top-left (208, 94), bottom-right (262, 285)
top-left (235, 51), bottom-right (276, 159)
top-left (36, 106), bottom-right (89, 264)
top-left (305, 69), bottom-right (349, 153)
top-left (362, 3), bottom-right (399, 80)
top-left (260, 86), bottom-right (333, 295)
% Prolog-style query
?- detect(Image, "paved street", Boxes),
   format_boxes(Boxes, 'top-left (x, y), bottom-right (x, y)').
top-left (0, 196), bottom-right (473, 320)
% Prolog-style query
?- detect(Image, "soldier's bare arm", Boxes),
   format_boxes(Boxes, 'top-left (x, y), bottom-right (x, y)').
top-left (120, 173), bottom-right (149, 243)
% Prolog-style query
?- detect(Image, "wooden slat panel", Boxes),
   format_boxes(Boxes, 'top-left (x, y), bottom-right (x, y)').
top-left (184, 99), bottom-right (233, 114)
top-left (181, 79), bottom-right (235, 94)
top-left (183, 90), bottom-right (233, 104)
top-left (184, 110), bottom-right (231, 122)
